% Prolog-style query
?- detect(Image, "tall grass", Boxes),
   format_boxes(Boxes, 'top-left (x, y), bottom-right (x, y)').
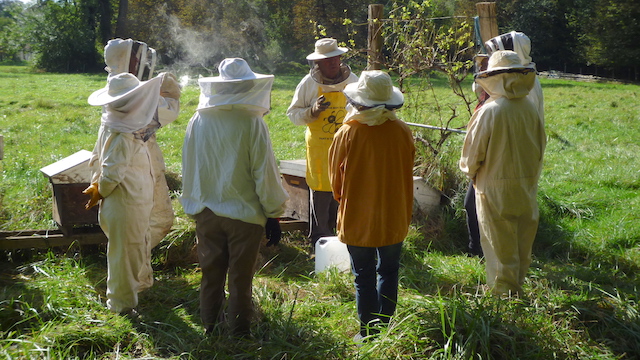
top-left (1, 66), bottom-right (640, 358)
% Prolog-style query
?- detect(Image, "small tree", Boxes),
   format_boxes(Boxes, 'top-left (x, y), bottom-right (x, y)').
top-left (0, 0), bottom-right (27, 63)
top-left (381, 1), bottom-right (475, 194)
top-left (330, 1), bottom-right (475, 196)
top-left (20, 0), bottom-right (102, 72)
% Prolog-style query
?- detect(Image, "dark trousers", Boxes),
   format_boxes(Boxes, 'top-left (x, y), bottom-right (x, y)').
top-left (309, 190), bottom-right (338, 244)
top-left (347, 242), bottom-right (403, 336)
top-left (194, 208), bottom-right (263, 334)
top-left (464, 181), bottom-right (483, 256)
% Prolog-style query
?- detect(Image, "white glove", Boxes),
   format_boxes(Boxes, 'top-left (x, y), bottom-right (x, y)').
top-left (159, 72), bottom-right (181, 100)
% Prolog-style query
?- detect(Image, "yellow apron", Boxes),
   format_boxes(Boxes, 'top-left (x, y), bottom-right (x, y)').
top-left (305, 89), bottom-right (347, 191)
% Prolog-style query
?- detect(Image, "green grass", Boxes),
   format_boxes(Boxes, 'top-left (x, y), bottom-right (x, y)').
top-left (1, 66), bottom-right (640, 358)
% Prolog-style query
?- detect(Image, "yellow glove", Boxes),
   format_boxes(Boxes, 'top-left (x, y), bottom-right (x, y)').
top-left (82, 182), bottom-right (103, 210)
top-left (159, 72), bottom-right (181, 100)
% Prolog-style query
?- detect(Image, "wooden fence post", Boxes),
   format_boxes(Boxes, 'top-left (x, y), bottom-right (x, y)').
top-left (476, 2), bottom-right (499, 45)
top-left (367, 4), bottom-right (384, 70)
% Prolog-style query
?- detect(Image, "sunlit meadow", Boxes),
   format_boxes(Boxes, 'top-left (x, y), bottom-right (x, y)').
top-left (1, 65), bottom-right (639, 359)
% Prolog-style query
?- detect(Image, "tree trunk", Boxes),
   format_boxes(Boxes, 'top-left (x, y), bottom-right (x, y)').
top-left (98, 0), bottom-right (113, 44)
top-left (114, 0), bottom-right (129, 38)
top-left (367, 4), bottom-right (383, 70)
top-left (476, 2), bottom-right (498, 45)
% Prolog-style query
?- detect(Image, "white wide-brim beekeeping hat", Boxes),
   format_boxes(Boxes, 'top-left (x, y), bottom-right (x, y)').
top-left (343, 70), bottom-right (404, 108)
top-left (475, 50), bottom-right (536, 79)
top-left (306, 38), bottom-right (349, 60)
top-left (88, 72), bottom-right (161, 106)
top-left (201, 58), bottom-right (272, 83)
top-left (197, 58), bottom-right (274, 112)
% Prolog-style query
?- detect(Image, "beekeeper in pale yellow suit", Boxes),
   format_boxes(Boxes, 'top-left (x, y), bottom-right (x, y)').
top-left (84, 72), bottom-right (166, 315)
top-left (466, 31), bottom-right (546, 258)
top-left (101, 38), bottom-right (181, 249)
top-left (287, 38), bottom-right (358, 244)
top-left (460, 50), bottom-right (546, 296)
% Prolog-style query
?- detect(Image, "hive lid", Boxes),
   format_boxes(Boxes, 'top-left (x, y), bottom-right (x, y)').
top-left (40, 150), bottom-right (92, 184)
top-left (279, 159), bottom-right (307, 178)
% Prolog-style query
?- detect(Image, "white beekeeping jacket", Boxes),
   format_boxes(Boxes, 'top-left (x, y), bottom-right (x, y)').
top-left (180, 105), bottom-right (288, 226)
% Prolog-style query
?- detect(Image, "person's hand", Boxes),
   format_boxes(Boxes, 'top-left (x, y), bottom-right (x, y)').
top-left (159, 72), bottom-right (181, 100)
top-left (82, 182), bottom-right (103, 209)
top-left (310, 95), bottom-right (331, 117)
top-left (265, 218), bottom-right (282, 247)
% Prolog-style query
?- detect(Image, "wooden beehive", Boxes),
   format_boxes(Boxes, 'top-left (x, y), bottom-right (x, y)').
top-left (279, 159), bottom-right (310, 224)
top-left (40, 150), bottom-right (98, 234)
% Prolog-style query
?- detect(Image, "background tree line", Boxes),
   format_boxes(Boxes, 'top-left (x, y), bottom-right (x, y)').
top-left (0, 0), bottom-right (638, 80)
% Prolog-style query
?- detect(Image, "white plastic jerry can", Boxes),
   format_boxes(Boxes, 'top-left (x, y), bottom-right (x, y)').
top-left (314, 236), bottom-right (352, 273)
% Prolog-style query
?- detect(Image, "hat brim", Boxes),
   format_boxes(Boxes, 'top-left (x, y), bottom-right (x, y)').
top-left (88, 76), bottom-right (162, 106)
top-left (343, 83), bottom-right (404, 108)
top-left (199, 73), bottom-right (273, 84)
top-left (475, 64), bottom-right (536, 79)
top-left (306, 47), bottom-right (349, 61)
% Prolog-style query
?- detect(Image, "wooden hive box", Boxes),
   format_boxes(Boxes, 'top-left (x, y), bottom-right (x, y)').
top-left (279, 159), bottom-right (309, 229)
top-left (40, 150), bottom-right (98, 234)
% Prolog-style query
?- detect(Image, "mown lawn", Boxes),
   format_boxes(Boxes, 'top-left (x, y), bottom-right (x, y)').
top-left (1, 65), bottom-right (639, 359)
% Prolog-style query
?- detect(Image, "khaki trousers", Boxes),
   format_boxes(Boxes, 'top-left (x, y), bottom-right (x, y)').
top-left (194, 208), bottom-right (263, 333)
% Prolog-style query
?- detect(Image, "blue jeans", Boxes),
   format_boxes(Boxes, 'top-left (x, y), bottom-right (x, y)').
top-left (347, 242), bottom-right (403, 336)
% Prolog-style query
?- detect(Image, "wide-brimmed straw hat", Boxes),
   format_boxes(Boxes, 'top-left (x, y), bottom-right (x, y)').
top-left (343, 70), bottom-right (404, 108)
top-left (88, 72), bottom-right (161, 106)
top-left (199, 58), bottom-right (272, 83)
top-left (306, 38), bottom-right (349, 61)
top-left (475, 50), bottom-right (536, 79)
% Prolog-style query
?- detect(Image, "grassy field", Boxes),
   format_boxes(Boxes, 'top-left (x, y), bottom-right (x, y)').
top-left (1, 65), bottom-right (640, 359)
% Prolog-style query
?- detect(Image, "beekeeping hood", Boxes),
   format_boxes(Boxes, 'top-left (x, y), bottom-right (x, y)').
top-left (88, 72), bottom-right (162, 133)
top-left (474, 50), bottom-right (536, 100)
top-left (197, 58), bottom-right (273, 114)
top-left (484, 31), bottom-right (533, 66)
top-left (104, 38), bottom-right (157, 80)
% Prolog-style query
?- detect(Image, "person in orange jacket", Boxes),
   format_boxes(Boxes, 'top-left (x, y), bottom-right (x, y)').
top-left (329, 70), bottom-right (415, 341)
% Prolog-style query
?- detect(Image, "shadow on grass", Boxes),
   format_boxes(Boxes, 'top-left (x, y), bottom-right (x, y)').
top-left (536, 192), bottom-right (640, 285)
top-left (0, 255), bottom-right (47, 336)
top-left (533, 192), bottom-right (640, 357)
top-left (394, 190), bottom-right (640, 358)
top-left (257, 230), bottom-right (315, 282)
top-left (74, 232), bottom-right (350, 359)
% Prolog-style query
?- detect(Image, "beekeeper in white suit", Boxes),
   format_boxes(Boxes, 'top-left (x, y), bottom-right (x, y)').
top-left (84, 72), bottom-right (164, 315)
top-left (181, 58), bottom-right (288, 335)
top-left (101, 38), bottom-right (181, 249)
top-left (460, 50), bottom-right (546, 296)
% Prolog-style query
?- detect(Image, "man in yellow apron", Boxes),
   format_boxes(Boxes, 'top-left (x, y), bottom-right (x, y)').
top-left (287, 38), bottom-right (358, 244)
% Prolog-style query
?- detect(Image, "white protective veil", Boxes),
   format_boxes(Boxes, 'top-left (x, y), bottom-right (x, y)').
top-left (197, 58), bottom-right (274, 114)
top-left (88, 73), bottom-right (162, 133)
